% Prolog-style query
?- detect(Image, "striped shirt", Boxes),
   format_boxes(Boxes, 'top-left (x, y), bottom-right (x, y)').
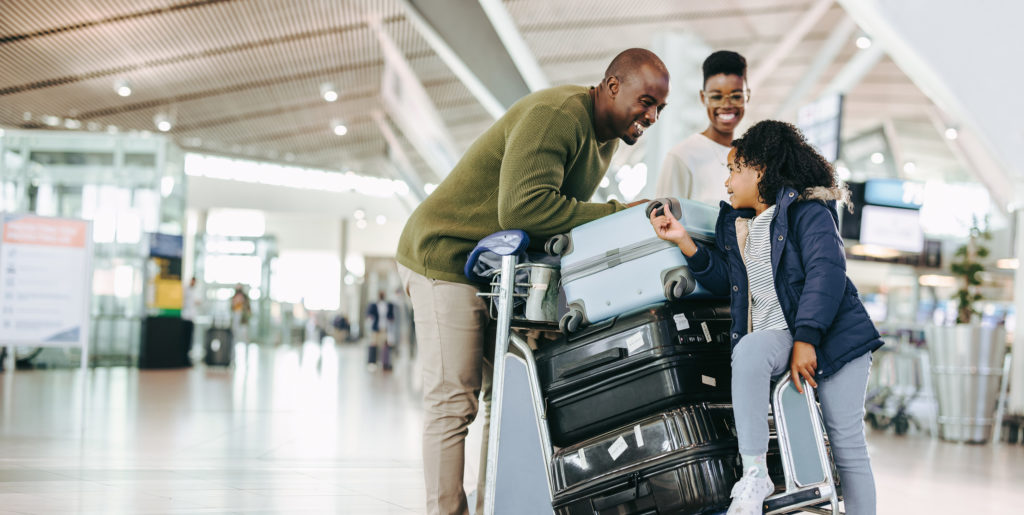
top-left (744, 205), bottom-right (789, 331)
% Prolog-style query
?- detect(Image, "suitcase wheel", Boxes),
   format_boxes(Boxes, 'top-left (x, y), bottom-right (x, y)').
top-left (545, 233), bottom-right (570, 256)
top-left (559, 307), bottom-right (585, 334)
top-left (663, 269), bottom-right (696, 301)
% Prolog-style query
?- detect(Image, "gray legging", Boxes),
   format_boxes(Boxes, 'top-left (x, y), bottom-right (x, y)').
top-left (731, 329), bottom-right (876, 515)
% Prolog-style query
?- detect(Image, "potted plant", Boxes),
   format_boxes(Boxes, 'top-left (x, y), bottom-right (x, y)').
top-left (950, 217), bottom-right (991, 324)
top-left (927, 216), bottom-right (1007, 443)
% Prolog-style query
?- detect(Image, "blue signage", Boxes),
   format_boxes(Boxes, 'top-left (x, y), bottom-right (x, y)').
top-left (149, 233), bottom-right (183, 259)
top-left (864, 178), bottom-right (924, 210)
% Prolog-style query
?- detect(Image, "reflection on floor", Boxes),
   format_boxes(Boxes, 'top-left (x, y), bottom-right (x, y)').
top-left (0, 340), bottom-right (1022, 514)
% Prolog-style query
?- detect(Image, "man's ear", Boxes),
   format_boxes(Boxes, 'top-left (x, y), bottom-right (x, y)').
top-left (607, 76), bottom-right (620, 98)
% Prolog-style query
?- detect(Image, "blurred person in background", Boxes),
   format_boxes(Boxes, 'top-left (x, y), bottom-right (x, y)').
top-left (396, 48), bottom-right (671, 515)
top-left (366, 292), bottom-right (395, 371)
top-left (230, 284), bottom-right (251, 344)
top-left (656, 50), bottom-right (749, 205)
top-left (181, 276), bottom-right (202, 361)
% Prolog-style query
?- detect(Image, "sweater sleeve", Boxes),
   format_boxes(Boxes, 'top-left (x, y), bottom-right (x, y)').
top-left (497, 105), bottom-right (623, 236)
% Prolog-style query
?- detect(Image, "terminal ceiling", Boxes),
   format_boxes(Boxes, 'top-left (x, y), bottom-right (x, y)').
top-left (0, 0), bottom-right (970, 193)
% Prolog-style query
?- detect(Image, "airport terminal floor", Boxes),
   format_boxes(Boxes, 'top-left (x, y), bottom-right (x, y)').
top-left (1, 338), bottom-right (1023, 514)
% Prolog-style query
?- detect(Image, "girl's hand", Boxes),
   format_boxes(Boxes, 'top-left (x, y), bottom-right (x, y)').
top-left (790, 341), bottom-right (819, 394)
top-left (649, 204), bottom-right (698, 257)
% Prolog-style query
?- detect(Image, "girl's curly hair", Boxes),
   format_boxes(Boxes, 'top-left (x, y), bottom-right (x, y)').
top-left (732, 120), bottom-right (839, 206)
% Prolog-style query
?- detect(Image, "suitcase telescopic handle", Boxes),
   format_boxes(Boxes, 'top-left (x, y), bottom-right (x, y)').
top-left (557, 347), bottom-right (627, 378)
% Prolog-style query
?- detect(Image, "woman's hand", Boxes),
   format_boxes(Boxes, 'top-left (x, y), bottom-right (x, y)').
top-left (790, 341), bottom-right (819, 394)
top-left (649, 204), bottom-right (698, 257)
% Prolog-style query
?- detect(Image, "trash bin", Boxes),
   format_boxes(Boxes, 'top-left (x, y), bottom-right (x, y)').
top-left (926, 323), bottom-right (1007, 443)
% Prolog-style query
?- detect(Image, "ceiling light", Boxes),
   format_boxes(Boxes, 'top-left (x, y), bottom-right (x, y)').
top-left (320, 82), bottom-right (338, 102)
top-left (855, 36), bottom-right (872, 50)
top-left (600, 177), bottom-right (610, 188)
top-left (870, 152), bottom-right (885, 164)
top-left (424, 183), bottom-right (438, 195)
top-left (356, 219), bottom-right (368, 229)
top-left (376, 215), bottom-right (387, 225)
top-left (353, 209), bottom-right (366, 220)
top-left (331, 119), bottom-right (348, 136)
top-left (903, 162), bottom-right (916, 173)
top-left (114, 79), bottom-right (132, 97)
top-left (64, 118), bottom-right (82, 130)
top-left (154, 112), bottom-right (172, 132)
top-left (945, 127), bottom-right (959, 140)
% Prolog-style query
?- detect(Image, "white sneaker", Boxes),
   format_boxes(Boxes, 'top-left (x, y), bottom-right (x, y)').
top-left (726, 466), bottom-right (775, 515)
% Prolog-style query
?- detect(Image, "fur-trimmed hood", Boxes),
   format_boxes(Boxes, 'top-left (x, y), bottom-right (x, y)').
top-left (798, 185), bottom-right (850, 206)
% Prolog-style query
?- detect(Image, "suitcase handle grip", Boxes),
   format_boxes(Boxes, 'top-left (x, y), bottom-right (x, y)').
top-left (558, 347), bottom-right (627, 378)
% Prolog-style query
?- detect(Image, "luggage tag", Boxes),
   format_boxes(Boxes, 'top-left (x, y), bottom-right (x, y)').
top-left (673, 313), bottom-right (690, 331)
top-left (625, 332), bottom-right (646, 355)
top-left (608, 436), bottom-right (628, 461)
top-left (701, 321), bottom-right (712, 344)
top-left (633, 424), bottom-right (645, 447)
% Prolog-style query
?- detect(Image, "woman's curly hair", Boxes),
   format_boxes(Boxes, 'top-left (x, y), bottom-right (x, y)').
top-left (732, 120), bottom-right (839, 206)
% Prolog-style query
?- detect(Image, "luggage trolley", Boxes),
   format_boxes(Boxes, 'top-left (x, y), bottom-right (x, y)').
top-left (472, 230), bottom-right (843, 515)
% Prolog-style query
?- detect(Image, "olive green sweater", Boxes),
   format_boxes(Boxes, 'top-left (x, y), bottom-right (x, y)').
top-left (397, 85), bottom-right (627, 284)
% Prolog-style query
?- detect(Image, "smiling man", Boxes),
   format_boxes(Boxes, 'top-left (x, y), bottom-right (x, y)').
top-left (655, 50), bottom-right (749, 205)
top-left (396, 48), bottom-right (669, 515)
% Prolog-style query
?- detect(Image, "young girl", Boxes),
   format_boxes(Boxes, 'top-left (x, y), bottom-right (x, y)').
top-left (650, 120), bottom-right (882, 515)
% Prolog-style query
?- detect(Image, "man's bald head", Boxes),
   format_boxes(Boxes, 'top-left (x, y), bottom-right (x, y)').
top-left (604, 48), bottom-right (669, 83)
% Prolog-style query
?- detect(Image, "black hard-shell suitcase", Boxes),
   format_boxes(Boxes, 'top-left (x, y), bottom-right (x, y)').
top-left (671, 300), bottom-right (733, 346)
top-left (204, 327), bottom-right (232, 366)
top-left (551, 403), bottom-right (740, 514)
top-left (537, 303), bottom-right (732, 446)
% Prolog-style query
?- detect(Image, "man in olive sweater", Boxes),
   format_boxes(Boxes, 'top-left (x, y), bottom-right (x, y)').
top-left (397, 48), bottom-right (669, 515)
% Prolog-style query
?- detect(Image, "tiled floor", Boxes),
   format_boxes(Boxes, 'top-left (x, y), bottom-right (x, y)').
top-left (1, 340), bottom-right (1023, 514)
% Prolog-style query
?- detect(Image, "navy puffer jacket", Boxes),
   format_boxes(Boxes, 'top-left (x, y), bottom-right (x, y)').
top-left (686, 185), bottom-right (883, 378)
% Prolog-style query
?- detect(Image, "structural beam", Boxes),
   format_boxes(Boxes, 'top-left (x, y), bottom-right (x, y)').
top-left (748, 0), bottom-right (833, 92)
top-left (478, 0), bottom-right (549, 93)
top-left (818, 43), bottom-right (884, 99)
top-left (370, 17), bottom-right (459, 181)
top-left (774, 16), bottom-right (858, 119)
top-left (372, 110), bottom-right (428, 204)
top-left (399, 0), bottom-right (537, 118)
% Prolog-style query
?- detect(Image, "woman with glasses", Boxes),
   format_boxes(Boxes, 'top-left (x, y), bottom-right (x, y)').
top-left (655, 50), bottom-right (750, 205)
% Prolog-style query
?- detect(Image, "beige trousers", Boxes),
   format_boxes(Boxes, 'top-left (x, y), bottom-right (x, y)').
top-left (398, 264), bottom-right (493, 515)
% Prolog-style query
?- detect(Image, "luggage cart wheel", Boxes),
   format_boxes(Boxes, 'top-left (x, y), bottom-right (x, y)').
top-left (560, 307), bottom-right (585, 334)
top-left (545, 233), bottom-right (570, 256)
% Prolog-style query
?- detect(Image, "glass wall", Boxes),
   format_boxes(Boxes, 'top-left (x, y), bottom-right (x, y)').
top-left (0, 129), bottom-right (186, 366)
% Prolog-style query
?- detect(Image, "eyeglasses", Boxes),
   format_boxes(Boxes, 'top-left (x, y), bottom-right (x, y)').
top-left (702, 91), bottom-right (750, 107)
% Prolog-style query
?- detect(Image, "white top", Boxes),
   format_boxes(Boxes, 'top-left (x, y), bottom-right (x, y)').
top-left (182, 284), bottom-right (200, 321)
top-left (744, 205), bottom-right (789, 331)
top-left (654, 133), bottom-right (732, 206)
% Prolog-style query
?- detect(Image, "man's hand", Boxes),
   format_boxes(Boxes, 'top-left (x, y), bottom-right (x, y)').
top-left (626, 198), bottom-right (650, 208)
top-left (790, 340), bottom-right (818, 394)
top-left (649, 206), bottom-right (698, 257)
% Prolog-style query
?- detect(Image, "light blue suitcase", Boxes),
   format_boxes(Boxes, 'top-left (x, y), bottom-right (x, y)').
top-left (546, 198), bottom-right (721, 333)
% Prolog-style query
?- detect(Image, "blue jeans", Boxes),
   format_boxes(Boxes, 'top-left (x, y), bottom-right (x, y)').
top-left (731, 329), bottom-right (876, 515)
